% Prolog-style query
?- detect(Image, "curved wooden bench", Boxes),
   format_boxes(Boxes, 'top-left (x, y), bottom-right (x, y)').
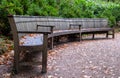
top-left (8, 15), bottom-right (114, 74)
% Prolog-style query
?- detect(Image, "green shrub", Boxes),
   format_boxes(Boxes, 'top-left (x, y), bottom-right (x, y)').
top-left (0, 0), bottom-right (23, 35)
top-left (0, 0), bottom-right (120, 36)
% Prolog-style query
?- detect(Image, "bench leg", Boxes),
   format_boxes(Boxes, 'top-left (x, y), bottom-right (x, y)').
top-left (79, 32), bottom-right (82, 41)
top-left (14, 48), bottom-right (20, 74)
top-left (41, 34), bottom-right (48, 73)
top-left (56, 36), bottom-right (59, 42)
top-left (51, 37), bottom-right (54, 49)
top-left (68, 34), bottom-right (74, 41)
top-left (112, 30), bottom-right (115, 38)
top-left (106, 32), bottom-right (108, 38)
top-left (92, 33), bottom-right (95, 39)
top-left (112, 33), bottom-right (115, 39)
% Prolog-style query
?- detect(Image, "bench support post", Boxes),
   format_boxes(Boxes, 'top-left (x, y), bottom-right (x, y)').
top-left (51, 37), bottom-right (54, 49)
top-left (14, 47), bottom-right (20, 74)
top-left (106, 32), bottom-right (109, 38)
top-left (50, 26), bottom-right (54, 49)
top-left (79, 32), bottom-right (82, 41)
top-left (112, 29), bottom-right (115, 38)
top-left (41, 33), bottom-right (48, 73)
top-left (92, 33), bottom-right (95, 39)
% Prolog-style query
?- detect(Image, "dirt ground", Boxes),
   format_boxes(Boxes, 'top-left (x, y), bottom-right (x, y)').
top-left (0, 33), bottom-right (120, 78)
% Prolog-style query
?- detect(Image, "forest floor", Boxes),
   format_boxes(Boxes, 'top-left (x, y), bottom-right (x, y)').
top-left (0, 32), bottom-right (120, 78)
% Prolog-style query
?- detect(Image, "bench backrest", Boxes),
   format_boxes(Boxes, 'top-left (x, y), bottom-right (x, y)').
top-left (8, 15), bottom-right (109, 46)
top-left (36, 17), bottom-right (109, 30)
top-left (8, 15), bottom-right (109, 35)
top-left (12, 16), bottom-right (82, 31)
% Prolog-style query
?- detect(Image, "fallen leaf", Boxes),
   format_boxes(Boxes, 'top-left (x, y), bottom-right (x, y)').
top-left (83, 75), bottom-right (92, 78)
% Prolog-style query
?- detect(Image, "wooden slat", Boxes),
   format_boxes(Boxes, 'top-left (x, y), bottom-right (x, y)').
top-left (17, 31), bottom-right (51, 34)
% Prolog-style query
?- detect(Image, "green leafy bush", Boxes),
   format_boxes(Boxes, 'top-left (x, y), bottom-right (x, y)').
top-left (0, 0), bottom-right (120, 35)
top-left (0, 0), bottom-right (23, 35)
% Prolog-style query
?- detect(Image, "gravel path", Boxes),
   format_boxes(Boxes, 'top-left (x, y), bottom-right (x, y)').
top-left (11, 33), bottom-right (120, 78)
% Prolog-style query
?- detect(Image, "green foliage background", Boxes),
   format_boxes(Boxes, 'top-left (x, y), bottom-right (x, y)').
top-left (0, 0), bottom-right (120, 35)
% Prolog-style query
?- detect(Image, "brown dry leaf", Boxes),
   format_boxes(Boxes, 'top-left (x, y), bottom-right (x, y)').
top-left (29, 34), bottom-right (34, 37)
top-left (4, 53), bottom-right (9, 57)
top-left (7, 45), bottom-right (13, 51)
top-left (20, 41), bottom-right (24, 45)
top-left (2, 73), bottom-right (11, 78)
top-left (47, 66), bottom-right (54, 71)
top-left (104, 68), bottom-right (111, 75)
top-left (73, 43), bottom-right (79, 46)
top-left (3, 60), bottom-right (7, 65)
top-left (59, 44), bottom-right (68, 49)
top-left (89, 66), bottom-right (98, 70)
top-left (48, 50), bottom-right (54, 53)
top-left (0, 58), bottom-right (4, 65)
top-left (50, 52), bottom-right (56, 55)
top-left (0, 62), bottom-right (3, 65)
top-left (83, 75), bottom-right (92, 78)
top-left (1, 55), bottom-right (5, 59)
top-left (47, 75), bottom-right (54, 78)
top-left (21, 36), bottom-right (26, 39)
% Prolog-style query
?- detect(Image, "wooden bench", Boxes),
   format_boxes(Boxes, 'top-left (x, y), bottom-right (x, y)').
top-left (8, 15), bottom-right (114, 74)
top-left (8, 15), bottom-right (52, 74)
top-left (7, 15), bottom-right (82, 74)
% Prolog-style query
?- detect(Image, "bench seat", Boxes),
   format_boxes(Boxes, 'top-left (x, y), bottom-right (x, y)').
top-left (19, 27), bottom-right (114, 46)
top-left (19, 29), bottom-right (81, 46)
top-left (82, 28), bottom-right (113, 33)
top-left (48, 29), bottom-right (80, 37)
top-left (20, 34), bottom-right (43, 46)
